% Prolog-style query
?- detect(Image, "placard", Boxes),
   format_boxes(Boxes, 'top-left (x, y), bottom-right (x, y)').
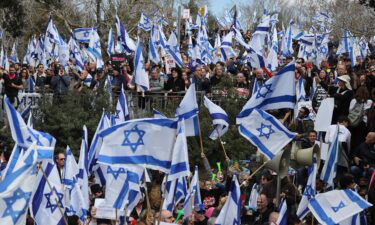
top-left (314, 98), bottom-right (334, 132)
top-left (94, 198), bottom-right (125, 220)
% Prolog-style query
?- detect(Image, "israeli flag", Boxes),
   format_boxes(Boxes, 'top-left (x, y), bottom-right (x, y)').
top-left (107, 27), bottom-right (115, 56)
top-left (203, 96), bottom-right (229, 140)
top-left (87, 29), bottom-right (104, 69)
top-left (297, 159), bottom-right (318, 219)
top-left (248, 183), bottom-right (259, 210)
top-left (320, 125), bottom-right (339, 189)
top-left (237, 62), bottom-right (296, 122)
top-left (27, 75), bottom-right (35, 93)
top-left (4, 96), bottom-right (56, 160)
top-left (266, 26), bottom-right (278, 72)
top-left (10, 43), bottom-right (19, 64)
top-left (83, 74), bottom-right (92, 87)
top-left (277, 199), bottom-right (288, 225)
top-left (175, 79), bottom-right (199, 137)
top-left (148, 27), bottom-right (160, 64)
top-left (158, 25), bottom-right (168, 54)
top-left (296, 76), bottom-right (306, 102)
top-left (138, 13), bottom-right (152, 31)
top-left (339, 211), bottom-right (368, 225)
top-left (63, 146), bottom-right (86, 220)
top-left (69, 36), bottom-right (85, 72)
top-left (45, 16), bottom-right (63, 46)
top-left (337, 30), bottom-right (352, 56)
top-left (114, 86), bottom-right (130, 125)
top-left (134, 39), bottom-right (149, 92)
top-left (166, 32), bottom-right (184, 68)
top-left (308, 189), bottom-right (372, 225)
top-left (73, 28), bottom-right (97, 43)
top-left (58, 41), bottom-right (70, 66)
top-left (213, 34), bottom-right (224, 64)
top-left (30, 161), bottom-right (65, 225)
top-left (183, 166), bottom-right (201, 218)
top-left (280, 20), bottom-right (295, 57)
top-left (0, 143), bottom-right (38, 225)
top-left (220, 31), bottom-right (236, 61)
top-left (175, 176), bottom-right (188, 205)
top-left (115, 16), bottom-right (136, 54)
top-left (76, 126), bottom-right (89, 220)
top-left (249, 15), bottom-right (270, 53)
top-left (97, 118), bottom-right (188, 176)
top-left (238, 109), bottom-right (296, 160)
top-left (359, 38), bottom-right (369, 61)
top-left (214, 175), bottom-right (241, 225)
top-left (162, 178), bottom-right (179, 212)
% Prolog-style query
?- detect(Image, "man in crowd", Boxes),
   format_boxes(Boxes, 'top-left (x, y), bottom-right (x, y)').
top-left (3, 65), bottom-right (23, 105)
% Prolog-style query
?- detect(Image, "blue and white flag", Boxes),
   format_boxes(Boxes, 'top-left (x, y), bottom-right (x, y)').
top-left (248, 183), bottom-right (259, 210)
top-left (203, 96), bottom-right (229, 140)
top-left (339, 211), bottom-right (368, 225)
top-left (175, 79), bottom-right (199, 137)
top-left (277, 199), bottom-right (288, 225)
top-left (237, 62), bottom-right (296, 122)
top-left (238, 109), bottom-right (296, 160)
top-left (63, 146), bottom-right (86, 220)
top-left (58, 41), bottom-right (70, 66)
top-left (4, 96), bottom-right (56, 160)
top-left (87, 29), bottom-right (104, 69)
top-left (138, 13), bottom-right (152, 31)
top-left (107, 27), bottom-right (115, 56)
top-left (45, 17), bottom-right (63, 46)
top-left (214, 175), bottom-right (241, 225)
top-left (280, 20), bottom-right (296, 57)
top-left (0, 143), bottom-right (38, 225)
top-left (358, 38), bottom-right (369, 61)
top-left (213, 34), bottom-right (224, 64)
top-left (337, 30), bottom-right (352, 56)
top-left (297, 159), bottom-right (318, 219)
top-left (296, 76), bottom-right (306, 102)
top-left (175, 176), bottom-right (188, 205)
top-left (249, 15), bottom-right (270, 53)
top-left (10, 43), bottom-right (19, 64)
top-left (134, 39), bottom-right (149, 92)
top-left (308, 189), bottom-right (372, 225)
top-left (153, 108), bottom-right (167, 119)
top-left (220, 31), bottom-right (236, 61)
top-left (27, 75), bottom-right (35, 93)
top-left (166, 32), bottom-right (184, 68)
top-left (114, 86), bottom-right (130, 125)
top-left (183, 166), bottom-right (201, 218)
top-left (162, 178), bottom-right (179, 212)
top-left (97, 118), bottom-right (188, 176)
top-left (69, 36), bottom-right (85, 72)
top-left (148, 27), bottom-right (160, 64)
top-left (73, 28), bottom-right (97, 43)
top-left (77, 126), bottom-right (89, 221)
top-left (266, 26), bottom-right (278, 72)
top-left (115, 16), bottom-right (136, 54)
top-left (30, 161), bottom-right (65, 225)
top-left (320, 125), bottom-right (339, 189)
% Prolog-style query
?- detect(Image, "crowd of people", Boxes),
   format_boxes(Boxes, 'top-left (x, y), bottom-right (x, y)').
top-left (1, 18), bottom-right (375, 225)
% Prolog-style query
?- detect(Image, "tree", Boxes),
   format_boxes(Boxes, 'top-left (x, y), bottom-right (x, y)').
top-left (0, 0), bottom-right (26, 37)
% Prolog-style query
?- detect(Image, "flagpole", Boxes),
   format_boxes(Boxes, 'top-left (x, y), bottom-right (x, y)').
top-left (38, 163), bottom-right (69, 225)
top-left (157, 174), bottom-right (168, 225)
top-left (115, 209), bottom-right (118, 225)
top-left (215, 128), bottom-right (229, 161)
top-left (197, 115), bottom-right (205, 154)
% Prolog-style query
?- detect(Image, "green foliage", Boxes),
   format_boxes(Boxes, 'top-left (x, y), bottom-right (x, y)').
top-left (0, 0), bottom-right (26, 37)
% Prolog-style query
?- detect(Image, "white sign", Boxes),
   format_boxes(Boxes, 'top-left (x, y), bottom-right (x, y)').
top-left (183, 9), bottom-right (190, 19)
top-left (314, 98), bottom-right (334, 132)
top-left (94, 198), bottom-right (125, 220)
top-left (164, 54), bottom-right (176, 74)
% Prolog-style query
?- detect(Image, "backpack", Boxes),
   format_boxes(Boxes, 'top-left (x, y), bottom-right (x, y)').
top-left (348, 101), bottom-right (364, 127)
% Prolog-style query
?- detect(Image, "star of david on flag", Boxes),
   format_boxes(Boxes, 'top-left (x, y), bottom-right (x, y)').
top-left (238, 109), bottom-right (296, 160)
top-left (308, 189), bottom-right (372, 225)
top-left (121, 125), bottom-right (146, 153)
top-left (44, 187), bottom-right (64, 213)
top-left (297, 159), bottom-right (317, 219)
top-left (107, 166), bottom-right (127, 180)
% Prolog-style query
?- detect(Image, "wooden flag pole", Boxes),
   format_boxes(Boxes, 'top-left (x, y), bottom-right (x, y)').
top-left (197, 115), bottom-right (205, 154)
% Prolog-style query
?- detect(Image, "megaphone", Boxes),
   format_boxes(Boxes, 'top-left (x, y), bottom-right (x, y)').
top-left (290, 142), bottom-right (321, 168)
top-left (257, 147), bottom-right (291, 178)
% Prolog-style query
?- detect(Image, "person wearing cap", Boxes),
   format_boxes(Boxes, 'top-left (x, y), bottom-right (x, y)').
top-left (331, 74), bottom-right (354, 124)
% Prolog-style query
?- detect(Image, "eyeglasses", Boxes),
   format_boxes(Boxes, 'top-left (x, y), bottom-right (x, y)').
top-left (59, 158), bottom-right (65, 161)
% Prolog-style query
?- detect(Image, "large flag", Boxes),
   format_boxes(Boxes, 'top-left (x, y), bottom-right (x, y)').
top-left (69, 35), bottom-right (85, 72)
top-left (0, 143), bottom-right (38, 225)
top-left (4, 96), bottom-right (56, 160)
top-left (166, 32), bottom-right (184, 68)
top-left (87, 29), bottom-right (104, 69)
top-left (175, 79), bottom-right (199, 137)
top-left (236, 62), bottom-right (296, 122)
top-left (183, 166), bottom-right (201, 218)
top-left (320, 125), bottom-right (339, 189)
top-left (214, 175), bottom-right (241, 225)
top-left (238, 109), bottom-right (296, 160)
top-left (297, 159), bottom-right (318, 219)
top-left (30, 161), bottom-right (65, 225)
top-left (138, 13), bottom-right (152, 31)
top-left (113, 86), bottom-right (130, 125)
top-left (308, 189), bottom-right (372, 225)
top-left (134, 39), bottom-right (149, 92)
top-left (203, 96), bottom-right (229, 140)
top-left (249, 15), bottom-right (270, 53)
top-left (97, 118), bottom-right (189, 177)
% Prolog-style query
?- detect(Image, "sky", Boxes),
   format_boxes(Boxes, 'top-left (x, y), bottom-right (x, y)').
top-left (209, 0), bottom-right (250, 15)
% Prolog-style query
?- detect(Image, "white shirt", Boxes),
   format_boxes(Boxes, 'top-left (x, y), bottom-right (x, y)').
top-left (325, 124), bottom-right (351, 151)
top-left (349, 99), bottom-right (373, 123)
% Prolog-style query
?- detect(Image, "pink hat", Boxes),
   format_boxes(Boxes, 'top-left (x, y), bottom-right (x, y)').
top-left (205, 207), bottom-right (215, 218)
